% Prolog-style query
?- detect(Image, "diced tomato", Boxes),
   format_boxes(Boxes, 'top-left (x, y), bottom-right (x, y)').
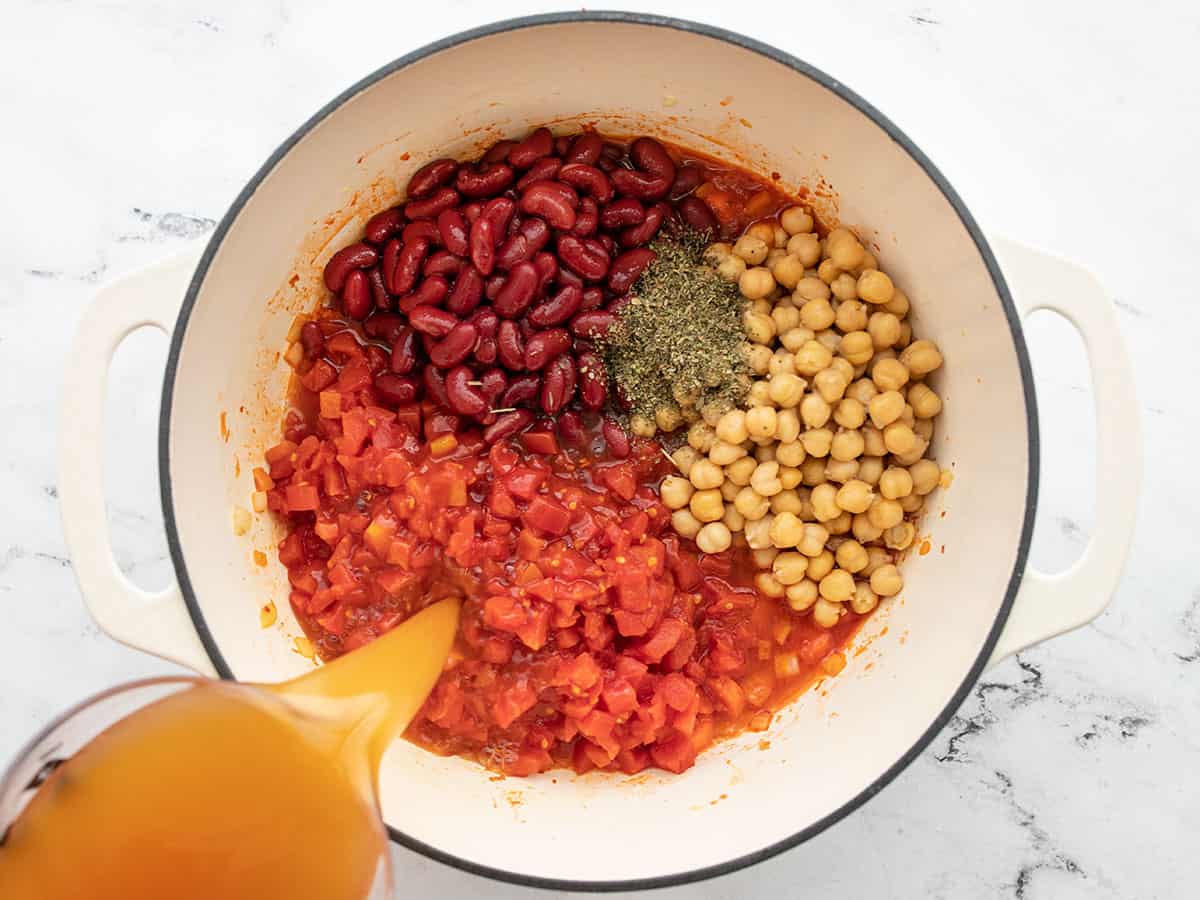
top-left (597, 462), bottom-right (637, 500)
top-left (601, 678), bottom-right (638, 716)
top-left (504, 467), bottom-right (546, 501)
top-left (520, 430), bottom-right (558, 455)
top-left (649, 732), bottom-right (697, 774)
top-left (523, 496), bottom-right (570, 537)
top-left (492, 681), bottom-right (538, 728)
top-left (284, 483), bottom-right (320, 513)
top-left (300, 359), bottom-right (337, 393)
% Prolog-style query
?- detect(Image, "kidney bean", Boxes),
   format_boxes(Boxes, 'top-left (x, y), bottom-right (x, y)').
top-left (576, 351), bottom-right (608, 409)
top-left (557, 234), bottom-right (609, 281)
top-left (524, 328), bottom-right (571, 371)
top-left (602, 418), bottom-right (630, 458)
top-left (445, 266), bottom-right (484, 316)
top-left (469, 217), bottom-right (496, 276)
top-left (580, 287), bottom-right (604, 312)
top-left (496, 320), bottom-right (526, 370)
top-left (517, 317), bottom-right (536, 340)
top-left (508, 127), bottom-right (554, 169)
top-left (481, 197), bottom-right (516, 239)
top-left (299, 321), bottom-right (325, 358)
top-left (516, 156), bottom-right (562, 191)
top-left (483, 140), bottom-right (517, 164)
top-left (569, 309), bottom-right (617, 339)
top-left (556, 266), bottom-right (584, 291)
top-left (557, 410), bottom-right (586, 446)
top-left (619, 202), bottom-right (669, 248)
top-left (540, 354), bottom-right (577, 415)
top-left (402, 220), bottom-right (442, 247)
top-left (607, 294), bottom-right (632, 316)
top-left (597, 142), bottom-right (624, 172)
top-left (462, 201), bottom-right (483, 224)
top-left (558, 163), bottom-right (613, 204)
top-left (365, 345), bottom-right (389, 375)
top-left (630, 137), bottom-right (675, 179)
top-left (323, 243), bottom-right (378, 292)
top-left (397, 275), bottom-right (449, 314)
top-left (521, 217), bottom-right (551, 253)
top-left (389, 326), bottom-right (420, 373)
top-left (341, 269), bottom-right (372, 319)
top-left (424, 409), bottom-right (460, 439)
top-left (677, 195), bottom-right (719, 234)
top-left (671, 163), bottom-right (705, 199)
top-left (529, 284), bottom-right (582, 327)
top-left (423, 250), bottom-right (463, 279)
top-left (600, 198), bottom-right (645, 229)
top-left (571, 198), bottom-right (599, 237)
top-left (532, 251), bottom-right (558, 291)
top-left (367, 265), bottom-right (391, 310)
top-left (493, 261), bottom-right (539, 318)
top-left (388, 238), bottom-right (430, 295)
top-left (423, 365), bottom-right (450, 407)
top-left (470, 306), bottom-right (499, 336)
top-left (364, 207), bottom-right (405, 244)
top-left (407, 158), bottom-right (458, 199)
top-left (374, 373), bottom-right (421, 406)
top-left (480, 367), bottom-right (508, 404)
top-left (435, 208), bottom-right (469, 255)
top-left (507, 210), bottom-right (523, 236)
top-left (595, 234), bottom-right (617, 257)
top-left (474, 336), bottom-right (498, 365)
top-left (484, 409), bottom-right (535, 444)
top-left (365, 312), bottom-right (405, 342)
top-left (381, 238), bottom-right (403, 293)
top-left (405, 187), bottom-right (460, 221)
top-left (485, 274), bottom-right (504, 300)
top-left (494, 233), bottom-right (531, 270)
top-left (611, 168), bottom-right (672, 201)
top-left (608, 248), bottom-right (656, 295)
top-left (501, 374), bottom-right (541, 408)
top-left (519, 181), bottom-right (578, 230)
top-left (457, 163), bottom-right (514, 198)
top-left (429, 321), bottom-right (479, 368)
top-left (408, 305), bottom-right (459, 338)
top-left (444, 365), bottom-right (487, 416)
top-left (565, 133), bottom-right (603, 165)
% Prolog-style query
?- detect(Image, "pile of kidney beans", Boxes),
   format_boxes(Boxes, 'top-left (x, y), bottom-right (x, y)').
top-left (310, 130), bottom-right (723, 448)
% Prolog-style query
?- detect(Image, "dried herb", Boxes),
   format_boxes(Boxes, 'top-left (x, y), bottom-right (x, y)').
top-left (602, 231), bottom-right (749, 427)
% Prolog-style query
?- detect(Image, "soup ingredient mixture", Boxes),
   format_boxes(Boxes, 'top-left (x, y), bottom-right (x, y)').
top-left (258, 128), bottom-right (944, 776)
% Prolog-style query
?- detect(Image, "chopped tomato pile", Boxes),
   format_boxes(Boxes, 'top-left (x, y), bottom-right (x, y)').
top-left (264, 328), bottom-right (863, 776)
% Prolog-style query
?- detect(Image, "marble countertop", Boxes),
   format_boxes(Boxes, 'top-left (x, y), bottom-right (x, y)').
top-left (0, 0), bottom-right (1193, 896)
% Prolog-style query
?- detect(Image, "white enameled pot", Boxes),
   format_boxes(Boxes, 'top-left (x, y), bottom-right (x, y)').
top-left (57, 13), bottom-right (1140, 891)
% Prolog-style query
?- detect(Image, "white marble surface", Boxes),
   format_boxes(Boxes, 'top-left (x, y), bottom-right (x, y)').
top-left (0, 0), bottom-right (1193, 896)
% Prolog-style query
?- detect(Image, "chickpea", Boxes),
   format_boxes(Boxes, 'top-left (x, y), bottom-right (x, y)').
top-left (861, 547), bottom-right (892, 577)
top-left (690, 487), bottom-right (726, 522)
top-left (899, 491), bottom-right (925, 514)
top-left (909, 459), bottom-right (941, 495)
top-left (787, 232), bottom-right (821, 266)
top-left (746, 343), bottom-right (772, 375)
top-left (884, 287), bottom-right (910, 317)
top-left (800, 456), bottom-right (827, 486)
top-left (819, 569), bottom-right (855, 602)
top-left (739, 267), bottom-right (777, 301)
top-left (775, 409), bottom-right (801, 445)
top-left (776, 440), bottom-right (806, 468)
top-left (772, 224), bottom-right (789, 248)
top-left (884, 521), bottom-right (916, 551)
top-left (684, 421), bottom-right (712, 452)
top-left (780, 466), bottom-right (803, 490)
top-left (897, 402), bottom-right (916, 428)
top-left (857, 455), bottom-right (884, 485)
top-left (852, 512), bottom-right (884, 543)
top-left (826, 228), bottom-right (864, 269)
top-left (696, 521), bottom-right (733, 554)
top-left (872, 357), bottom-right (911, 393)
top-left (800, 427), bottom-right (833, 458)
top-left (835, 479), bottom-right (874, 514)
top-left (747, 380), bottom-right (772, 407)
top-left (809, 483), bottom-right (840, 522)
top-left (798, 393), bottom-right (830, 429)
top-left (671, 508), bottom-right (702, 538)
top-left (815, 329), bottom-right (842, 352)
top-left (793, 276), bottom-right (832, 304)
top-left (769, 485), bottom-right (803, 514)
top-left (704, 242), bottom-right (733, 265)
top-left (709, 439), bottom-right (748, 466)
top-left (720, 479), bottom-right (741, 501)
top-left (717, 255), bottom-right (747, 283)
top-left (850, 581), bottom-right (879, 614)
top-left (812, 597), bottom-right (843, 628)
top-left (786, 579), bottom-right (820, 612)
top-left (714, 409), bottom-right (748, 445)
top-left (833, 397), bottom-right (866, 429)
top-left (897, 321), bottom-right (913, 348)
top-left (797, 523), bottom-right (829, 557)
top-left (845, 378), bottom-right (878, 405)
top-left (750, 460), bottom-right (784, 497)
top-left (866, 496), bottom-right (904, 530)
top-left (861, 425), bottom-right (886, 457)
top-left (672, 445), bottom-right (699, 477)
top-left (798, 297), bottom-right (836, 331)
top-left (769, 511), bottom-right (805, 548)
top-left (856, 250), bottom-right (878, 274)
top-left (857, 269), bottom-right (895, 304)
top-left (722, 503), bottom-right (745, 532)
top-left (830, 272), bottom-right (859, 301)
top-left (839, 330), bottom-right (874, 365)
top-left (660, 475), bottom-right (694, 510)
top-left (767, 349), bottom-right (798, 378)
top-left (772, 551), bottom-right (810, 585)
top-left (725, 456), bottom-right (757, 487)
top-left (743, 308), bottom-right (776, 344)
top-left (655, 405), bottom-right (683, 432)
top-left (883, 422), bottom-right (918, 455)
top-left (834, 299), bottom-right (868, 333)
top-left (732, 234), bottom-right (769, 264)
top-left (867, 311), bottom-right (902, 349)
top-left (808, 549), bottom-right (835, 581)
top-left (900, 340), bottom-right (943, 376)
top-left (813, 368), bottom-right (849, 405)
top-left (914, 417), bottom-right (935, 442)
top-left (745, 515), bottom-right (774, 549)
top-left (868, 390), bottom-right (905, 428)
top-left (780, 206), bottom-right (814, 234)
top-left (794, 340), bottom-right (834, 376)
top-left (751, 549), bottom-right (779, 570)
top-left (908, 383), bottom-right (942, 419)
top-left (870, 564), bottom-right (904, 597)
top-left (827, 510), bottom-right (853, 534)
top-left (770, 255), bottom-right (806, 291)
top-left (835, 539), bottom-right (869, 573)
top-left (630, 414), bottom-right (656, 438)
top-left (735, 486), bottom-right (771, 521)
top-left (817, 258), bottom-right (842, 284)
top-left (754, 571), bottom-right (786, 598)
top-left (741, 406), bottom-right (773, 439)
top-left (831, 429), bottom-right (865, 462)
top-left (741, 221), bottom-right (772, 245)
top-left (824, 458), bottom-right (860, 483)
top-left (768, 372), bottom-right (805, 408)
top-left (781, 326), bottom-right (815, 352)
top-left (879, 467), bottom-right (914, 500)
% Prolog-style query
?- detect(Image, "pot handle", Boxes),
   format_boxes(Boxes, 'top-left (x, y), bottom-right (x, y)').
top-left (58, 245), bottom-right (216, 676)
top-left (986, 237), bottom-right (1140, 666)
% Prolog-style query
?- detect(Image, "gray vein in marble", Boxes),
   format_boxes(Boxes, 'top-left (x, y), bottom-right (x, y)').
top-left (1175, 587), bottom-right (1200, 663)
top-left (935, 656), bottom-right (1045, 764)
top-left (1113, 299), bottom-right (1150, 319)
top-left (120, 208), bottom-right (216, 243)
top-left (988, 770), bottom-right (1088, 899)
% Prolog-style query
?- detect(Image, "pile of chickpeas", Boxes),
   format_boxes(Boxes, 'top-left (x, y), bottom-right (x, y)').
top-left (658, 207), bottom-right (948, 629)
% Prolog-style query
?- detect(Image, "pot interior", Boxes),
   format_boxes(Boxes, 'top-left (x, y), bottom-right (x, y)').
top-left (164, 17), bottom-right (1032, 885)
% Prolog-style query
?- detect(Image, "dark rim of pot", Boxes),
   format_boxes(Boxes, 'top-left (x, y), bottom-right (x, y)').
top-left (160, 10), bottom-right (1039, 893)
